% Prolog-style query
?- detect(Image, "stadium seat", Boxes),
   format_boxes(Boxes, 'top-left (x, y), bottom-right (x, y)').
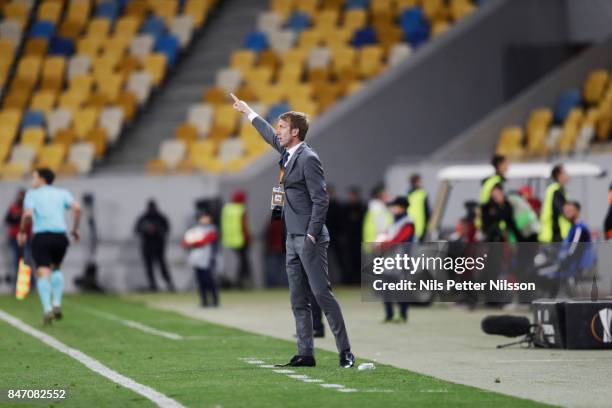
top-left (24, 37), bottom-right (48, 56)
top-left (388, 43), bottom-right (412, 66)
top-left (37, 143), bottom-right (66, 171)
top-left (268, 29), bottom-right (296, 53)
top-left (352, 26), bottom-right (378, 47)
top-left (358, 45), bottom-right (384, 78)
top-left (184, 0), bottom-right (209, 27)
top-left (73, 107), bottom-right (99, 139)
top-left (126, 70), bottom-right (152, 105)
top-left (188, 103), bottom-right (214, 137)
top-left (216, 68), bottom-right (243, 93)
top-left (30, 21), bottom-right (55, 40)
top-left (307, 46), bottom-right (331, 69)
top-left (230, 49), bottom-right (256, 73)
top-left (170, 15), bottom-right (194, 47)
top-left (30, 90), bottom-right (57, 114)
top-left (20, 127), bottom-right (45, 153)
top-left (143, 52), bottom-right (167, 86)
top-left (257, 11), bottom-right (283, 33)
top-left (286, 11), bottom-right (311, 32)
top-left (154, 34), bottom-right (179, 66)
top-left (3, 2), bottom-right (28, 27)
top-left (9, 144), bottom-right (36, 170)
top-left (22, 110), bottom-right (45, 129)
top-left (141, 16), bottom-right (165, 41)
top-left (583, 70), bottom-right (609, 105)
top-left (47, 108), bottom-right (73, 138)
top-left (96, 1), bottom-right (120, 21)
top-left (87, 18), bottom-right (112, 40)
top-left (99, 106), bottom-right (124, 143)
top-left (67, 54), bottom-right (92, 79)
top-left (0, 19), bottom-right (22, 47)
top-left (48, 36), bottom-right (75, 56)
top-left (68, 141), bottom-right (95, 173)
top-left (553, 89), bottom-right (581, 124)
top-left (400, 8), bottom-right (430, 47)
top-left (159, 139), bottom-right (186, 170)
top-left (244, 31), bottom-right (268, 52)
top-left (37, 1), bottom-right (63, 24)
top-left (130, 34), bottom-right (155, 61)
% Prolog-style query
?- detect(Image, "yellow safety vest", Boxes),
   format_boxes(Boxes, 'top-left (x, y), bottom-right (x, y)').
top-left (362, 204), bottom-right (392, 251)
top-left (479, 174), bottom-right (503, 204)
top-left (221, 203), bottom-right (245, 249)
top-left (407, 188), bottom-right (427, 239)
top-left (538, 182), bottom-right (571, 242)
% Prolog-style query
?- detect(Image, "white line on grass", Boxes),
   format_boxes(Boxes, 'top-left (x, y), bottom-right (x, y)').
top-left (0, 309), bottom-right (186, 408)
top-left (78, 306), bottom-right (184, 340)
top-left (241, 358), bottom-right (356, 393)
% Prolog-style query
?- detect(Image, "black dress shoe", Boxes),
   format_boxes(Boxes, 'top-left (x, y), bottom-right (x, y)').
top-left (275, 355), bottom-right (316, 367)
top-left (339, 351), bottom-right (355, 368)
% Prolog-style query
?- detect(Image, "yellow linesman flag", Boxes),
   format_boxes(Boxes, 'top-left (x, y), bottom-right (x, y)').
top-left (15, 258), bottom-right (32, 300)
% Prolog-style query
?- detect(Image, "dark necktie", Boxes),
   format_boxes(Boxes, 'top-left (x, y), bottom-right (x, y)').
top-left (278, 151), bottom-right (289, 184)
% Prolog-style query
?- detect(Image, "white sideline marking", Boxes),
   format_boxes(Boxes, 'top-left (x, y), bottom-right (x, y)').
top-left (80, 307), bottom-right (183, 340)
top-left (320, 384), bottom-right (344, 389)
top-left (0, 309), bottom-right (185, 408)
top-left (240, 358), bottom-right (355, 392)
top-left (495, 359), bottom-right (600, 363)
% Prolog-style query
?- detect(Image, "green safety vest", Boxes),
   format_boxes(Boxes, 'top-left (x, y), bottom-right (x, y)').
top-left (538, 182), bottom-right (571, 242)
top-left (362, 204), bottom-right (392, 251)
top-left (479, 174), bottom-right (503, 204)
top-left (407, 188), bottom-right (427, 239)
top-left (221, 203), bottom-right (245, 249)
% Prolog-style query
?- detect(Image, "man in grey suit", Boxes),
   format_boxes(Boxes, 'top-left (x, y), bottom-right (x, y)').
top-left (231, 94), bottom-right (355, 368)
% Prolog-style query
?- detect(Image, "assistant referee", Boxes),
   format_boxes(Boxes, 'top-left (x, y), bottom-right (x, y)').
top-left (18, 168), bottom-right (81, 325)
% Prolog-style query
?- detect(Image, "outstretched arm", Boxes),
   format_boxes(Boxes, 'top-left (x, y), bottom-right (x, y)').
top-left (230, 93), bottom-right (283, 153)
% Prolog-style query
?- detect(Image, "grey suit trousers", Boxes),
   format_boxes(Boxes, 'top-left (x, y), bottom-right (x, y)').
top-left (286, 232), bottom-right (351, 356)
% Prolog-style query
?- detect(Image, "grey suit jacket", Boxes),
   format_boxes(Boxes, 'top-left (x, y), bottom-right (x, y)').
top-left (252, 116), bottom-right (329, 239)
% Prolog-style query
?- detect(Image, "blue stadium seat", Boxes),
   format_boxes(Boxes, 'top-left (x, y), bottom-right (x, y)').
top-left (351, 26), bottom-right (377, 47)
top-left (244, 31), bottom-right (268, 52)
top-left (346, 0), bottom-right (369, 9)
top-left (48, 37), bottom-right (75, 56)
top-left (141, 16), bottom-right (166, 41)
top-left (554, 89), bottom-right (582, 123)
top-left (286, 12), bottom-right (311, 32)
top-left (267, 102), bottom-right (291, 123)
top-left (96, 1), bottom-right (120, 21)
top-left (22, 110), bottom-right (45, 129)
top-left (30, 21), bottom-right (55, 39)
top-left (400, 8), bottom-right (430, 47)
top-left (155, 34), bottom-right (180, 66)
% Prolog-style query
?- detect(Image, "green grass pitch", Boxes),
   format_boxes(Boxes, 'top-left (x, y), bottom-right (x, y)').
top-left (0, 294), bottom-right (552, 407)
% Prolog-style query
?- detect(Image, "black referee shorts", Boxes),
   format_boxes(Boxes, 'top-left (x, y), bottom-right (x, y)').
top-left (31, 232), bottom-right (69, 269)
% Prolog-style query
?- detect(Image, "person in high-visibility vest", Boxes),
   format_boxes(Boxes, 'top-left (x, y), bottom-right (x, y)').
top-left (480, 154), bottom-right (508, 204)
top-left (221, 190), bottom-right (251, 288)
top-left (362, 183), bottom-right (392, 252)
top-left (539, 164), bottom-right (571, 243)
top-left (406, 173), bottom-right (430, 242)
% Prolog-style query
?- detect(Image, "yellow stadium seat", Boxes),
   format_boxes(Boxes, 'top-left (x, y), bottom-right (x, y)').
top-left (184, 0), bottom-right (209, 27)
top-left (58, 20), bottom-right (83, 39)
top-left (583, 69), bottom-right (609, 105)
top-left (189, 139), bottom-right (217, 168)
top-left (114, 16), bottom-right (141, 39)
top-left (259, 50), bottom-right (279, 71)
top-left (432, 20), bottom-right (451, 37)
top-left (230, 50), bottom-right (256, 73)
top-left (85, 127), bottom-right (107, 158)
top-left (0, 162), bottom-right (27, 181)
top-left (54, 128), bottom-right (76, 149)
top-left (77, 37), bottom-right (104, 58)
top-left (37, 1), bottom-right (63, 24)
top-left (213, 105), bottom-right (239, 134)
top-left (325, 28), bottom-right (353, 49)
top-left (277, 65), bottom-right (303, 87)
top-left (331, 47), bottom-right (356, 75)
top-left (0, 39), bottom-right (15, 61)
top-left (3, 88), bottom-right (31, 110)
top-left (24, 38), bottom-right (48, 56)
top-left (3, 3), bottom-right (28, 27)
top-left (0, 123), bottom-right (19, 146)
top-left (16, 55), bottom-right (43, 84)
top-left (37, 143), bottom-right (67, 171)
top-left (175, 123), bottom-right (198, 146)
top-left (0, 109), bottom-right (23, 129)
top-left (88, 18), bottom-right (112, 40)
top-left (376, 25), bottom-right (403, 51)
top-left (290, 98), bottom-right (318, 117)
top-left (314, 9), bottom-right (339, 28)
top-left (0, 141), bottom-right (10, 163)
top-left (69, 74), bottom-right (94, 98)
top-left (125, 0), bottom-right (149, 20)
top-left (58, 89), bottom-right (87, 111)
top-left (117, 91), bottom-right (137, 122)
top-left (150, 0), bottom-right (177, 25)
top-left (496, 127), bottom-right (524, 157)
top-left (271, 0), bottom-right (294, 18)
top-left (343, 9), bottom-right (367, 31)
top-left (298, 29), bottom-right (323, 50)
top-left (21, 128), bottom-right (46, 153)
top-left (295, 0), bottom-right (317, 15)
top-left (451, 0), bottom-right (477, 21)
top-left (73, 107), bottom-right (99, 139)
top-left (96, 72), bottom-right (123, 102)
top-left (396, 0), bottom-right (419, 12)
top-left (103, 35), bottom-right (130, 54)
top-left (281, 49), bottom-right (307, 66)
top-left (243, 66), bottom-right (273, 86)
top-left (143, 53), bottom-right (167, 86)
top-left (258, 85), bottom-right (286, 105)
top-left (41, 56), bottom-right (66, 90)
top-left (358, 46), bottom-right (384, 78)
top-left (66, 0), bottom-right (91, 28)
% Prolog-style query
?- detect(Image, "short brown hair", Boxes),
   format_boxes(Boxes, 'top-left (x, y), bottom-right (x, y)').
top-left (280, 111), bottom-right (309, 141)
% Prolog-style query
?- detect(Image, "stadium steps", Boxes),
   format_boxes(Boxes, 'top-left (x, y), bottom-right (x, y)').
top-left (105, 0), bottom-right (270, 169)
